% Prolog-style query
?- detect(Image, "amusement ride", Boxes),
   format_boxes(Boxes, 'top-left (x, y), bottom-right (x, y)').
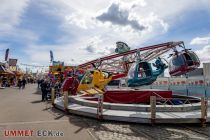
top-left (52, 41), bottom-right (210, 124)
top-left (61, 41), bottom-right (200, 101)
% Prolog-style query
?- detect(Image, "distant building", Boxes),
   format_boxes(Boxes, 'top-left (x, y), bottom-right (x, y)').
top-left (203, 63), bottom-right (210, 77)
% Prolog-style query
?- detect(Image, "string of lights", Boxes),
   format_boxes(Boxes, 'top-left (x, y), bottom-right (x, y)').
top-left (20, 63), bottom-right (48, 68)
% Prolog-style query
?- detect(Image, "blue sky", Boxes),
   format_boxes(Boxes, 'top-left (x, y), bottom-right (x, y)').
top-left (0, 0), bottom-right (210, 72)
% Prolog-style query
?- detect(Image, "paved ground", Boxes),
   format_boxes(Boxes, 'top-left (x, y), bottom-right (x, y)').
top-left (0, 84), bottom-right (93, 140)
top-left (0, 84), bottom-right (210, 140)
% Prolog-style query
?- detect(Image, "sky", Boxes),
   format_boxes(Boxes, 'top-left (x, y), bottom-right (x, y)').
top-left (0, 0), bottom-right (210, 72)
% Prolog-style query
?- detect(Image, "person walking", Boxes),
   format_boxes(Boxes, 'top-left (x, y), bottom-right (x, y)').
top-left (17, 79), bottom-right (22, 89)
top-left (22, 78), bottom-right (26, 89)
top-left (37, 79), bottom-right (42, 88)
top-left (40, 79), bottom-right (47, 101)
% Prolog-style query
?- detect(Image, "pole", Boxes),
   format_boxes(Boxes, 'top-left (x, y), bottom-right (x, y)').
top-left (97, 94), bottom-right (104, 120)
top-left (203, 73), bottom-right (207, 98)
top-left (203, 63), bottom-right (210, 98)
top-left (200, 97), bottom-right (207, 127)
top-left (51, 88), bottom-right (55, 106)
top-left (185, 74), bottom-right (189, 96)
top-left (168, 77), bottom-right (171, 91)
top-left (64, 91), bottom-right (69, 113)
top-left (150, 96), bottom-right (156, 124)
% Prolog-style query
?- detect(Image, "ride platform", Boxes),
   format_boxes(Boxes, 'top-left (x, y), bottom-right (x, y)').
top-left (53, 88), bottom-right (210, 124)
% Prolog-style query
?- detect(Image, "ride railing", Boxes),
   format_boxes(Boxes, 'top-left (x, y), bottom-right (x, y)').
top-left (150, 95), bottom-right (208, 126)
top-left (152, 91), bottom-right (200, 106)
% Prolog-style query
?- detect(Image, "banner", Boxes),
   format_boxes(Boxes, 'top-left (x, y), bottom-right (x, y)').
top-left (52, 61), bottom-right (64, 66)
top-left (5, 48), bottom-right (9, 61)
top-left (9, 59), bottom-right (18, 66)
top-left (50, 50), bottom-right (54, 62)
top-left (9, 66), bottom-right (17, 71)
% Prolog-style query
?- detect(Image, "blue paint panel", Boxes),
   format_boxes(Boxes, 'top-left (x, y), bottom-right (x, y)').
top-left (188, 86), bottom-right (205, 97)
top-left (170, 85), bottom-right (187, 96)
top-left (207, 86), bottom-right (210, 98)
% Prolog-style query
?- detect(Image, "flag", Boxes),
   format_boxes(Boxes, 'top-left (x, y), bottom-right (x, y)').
top-left (5, 48), bottom-right (9, 61)
top-left (50, 50), bottom-right (54, 62)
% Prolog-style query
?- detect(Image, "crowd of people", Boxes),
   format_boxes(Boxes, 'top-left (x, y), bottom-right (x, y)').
top-left (0, 76), bottom-right (36, 88)
top-left (38, 79), bottom-right (62, 101)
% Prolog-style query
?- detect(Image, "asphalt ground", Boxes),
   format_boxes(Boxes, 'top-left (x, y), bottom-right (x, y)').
top-left (0, 84), bottom-right (93, 140)
top-left (1, 84), bottom-right (210, 140)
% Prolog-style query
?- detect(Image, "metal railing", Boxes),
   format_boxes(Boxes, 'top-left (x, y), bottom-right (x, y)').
top-left (152, 91), bottom-right (200, 106)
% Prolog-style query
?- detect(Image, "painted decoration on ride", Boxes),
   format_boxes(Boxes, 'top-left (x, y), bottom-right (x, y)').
top-left (151, 76), bottom-right (210, 98)
top-left (187, 77), bottom-right (205, 97)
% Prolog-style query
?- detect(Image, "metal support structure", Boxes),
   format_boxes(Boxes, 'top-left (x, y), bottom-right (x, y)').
top-left (150, 96), bottom-right (156, 124)
top-left (64, 91), bottom-right (69, 112)
top-left (185, 74), bottom-right (189, 96)
top-left (203, 63), bottom-right (210, 98)
top-left (203, 74), bottom-right (207, 98)
top-left (51, 88), bottom-right (55, 106)
top-left (77, 41), bottom-right (183, 80)
top-left (168, 77), bottom-right (171, 91)
top-left (200, 97), bottom-right (208, 127)
top-left (97, 94), bottom-right (104, 120)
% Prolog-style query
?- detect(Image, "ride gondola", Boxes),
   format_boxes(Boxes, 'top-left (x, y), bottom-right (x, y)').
top-left (127, 57), bottom-right (167, 87)
top-left (169, 49), bottom-right (200, 76)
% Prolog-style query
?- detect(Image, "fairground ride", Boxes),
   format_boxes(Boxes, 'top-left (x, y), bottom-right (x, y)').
top-left (61, 41), bottom-right (200, 103)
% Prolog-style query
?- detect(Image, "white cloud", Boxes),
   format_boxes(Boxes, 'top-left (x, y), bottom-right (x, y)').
top-left (196, 45), bottom-right (210, 63)
top-left (0, 0), bottom-right (40, 46)
top-left (82, 36), bottom-right (114, 55)
top-left (134, 0), bottom-right (210, 19)
top-left (23, 36), bottom-right (115, 65)
top-left (65, 12), bottom-right (95, 29)
top-left (190, 37), bottom-right (210, 45)
top-left (140, 12), bottom-right (169, 33)
top-left (1, 0), bottom-right (210, 67)
top-left (0, 0), bottom-right (29, 31)
top-left (96, 2), bottom-right (146, 32)
top-left (121, 0), bottom-right (147, 8)
top-left (60, 0), bottom-right (170, 50)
